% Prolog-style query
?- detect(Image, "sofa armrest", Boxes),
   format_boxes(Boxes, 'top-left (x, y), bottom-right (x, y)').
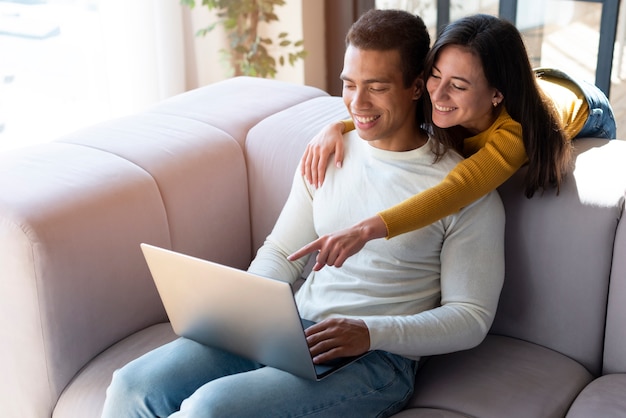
top-left (0, 126), bottom-right (251, 417)
top-left (0, 143), bottom-right (171, 417)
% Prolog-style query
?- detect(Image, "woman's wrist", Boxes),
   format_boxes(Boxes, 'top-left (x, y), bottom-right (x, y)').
top-left (357, 215), bottom-right (388, 241)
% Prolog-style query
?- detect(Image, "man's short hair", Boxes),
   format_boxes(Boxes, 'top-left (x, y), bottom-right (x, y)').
top-left (346, 9), bottom-right (430, 88)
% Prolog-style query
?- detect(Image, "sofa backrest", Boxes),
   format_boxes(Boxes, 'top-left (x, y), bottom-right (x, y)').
top-left (246, 96), bottom-right (349, 253)
top-left (493, 138), bottom-right (626, 376)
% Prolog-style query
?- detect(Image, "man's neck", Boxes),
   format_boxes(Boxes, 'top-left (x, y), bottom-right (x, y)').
top-left (371, 127), bottom-right (429, 152)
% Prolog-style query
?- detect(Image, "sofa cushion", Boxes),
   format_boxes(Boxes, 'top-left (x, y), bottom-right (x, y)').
top-left (392, 408), bottom-right (471, 417)
top-left (565, 374), bottom-right (626, 418)
top-left (52, 323), bottom-right (177, 418)
top-left (404, 335), bottom-right (593, 418)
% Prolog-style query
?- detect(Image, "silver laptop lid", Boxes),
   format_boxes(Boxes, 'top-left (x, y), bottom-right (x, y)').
top-left (140, 243), bottom-right (319, 380)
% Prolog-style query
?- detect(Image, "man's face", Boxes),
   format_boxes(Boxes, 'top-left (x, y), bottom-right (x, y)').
top-left (341, 45), bottom-right (422, 151)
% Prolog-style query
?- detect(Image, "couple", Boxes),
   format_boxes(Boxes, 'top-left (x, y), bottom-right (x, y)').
top-left (101, 8), bottom-right (610, 417)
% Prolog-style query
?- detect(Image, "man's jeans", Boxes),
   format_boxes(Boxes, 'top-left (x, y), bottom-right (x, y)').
top-left (535, 67), bottom-right (617, 139)
top-left (101, 337), bottom-right (418, 418)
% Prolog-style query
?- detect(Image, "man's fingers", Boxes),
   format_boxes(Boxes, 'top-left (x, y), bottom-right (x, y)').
top-left (306, 328), bottom-right (342, 358)
top-left (312, 346), bottom-right (346, 364)
top-left (304, 318), bottom-right (370, 363)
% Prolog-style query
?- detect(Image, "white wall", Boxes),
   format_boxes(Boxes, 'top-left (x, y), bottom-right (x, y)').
top-left (302, 0), bottom-right (326, 90)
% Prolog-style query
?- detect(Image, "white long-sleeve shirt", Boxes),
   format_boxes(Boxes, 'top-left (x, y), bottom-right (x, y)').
top-left (248, 131), bottom-right (505, 361)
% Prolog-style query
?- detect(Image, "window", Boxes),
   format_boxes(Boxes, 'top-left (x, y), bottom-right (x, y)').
top-left (0, 0), bottom-right (187, 152)
top-left (0, 0), bottom-right (106, 151)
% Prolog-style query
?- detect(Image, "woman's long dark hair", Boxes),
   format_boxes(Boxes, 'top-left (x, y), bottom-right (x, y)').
top-left (424, 14), bottom-right (572, 197)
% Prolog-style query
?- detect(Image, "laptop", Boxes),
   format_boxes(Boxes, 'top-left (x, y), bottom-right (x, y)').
top-left (140, 243), bottom-right (368, 381)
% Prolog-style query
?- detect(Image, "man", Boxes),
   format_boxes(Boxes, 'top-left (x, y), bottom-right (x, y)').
top-left (102, 9), bottom-right (504, 417)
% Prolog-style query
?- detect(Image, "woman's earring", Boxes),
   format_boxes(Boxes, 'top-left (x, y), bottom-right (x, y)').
top-left (493, 100), bottom-right (499, 107)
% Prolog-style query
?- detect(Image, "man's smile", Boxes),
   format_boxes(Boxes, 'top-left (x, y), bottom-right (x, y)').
top-left (353, 114), bottom-right (381, 124)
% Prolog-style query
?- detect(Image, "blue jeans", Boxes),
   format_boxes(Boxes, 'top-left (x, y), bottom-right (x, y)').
top-left (535, 67), bottom-right (616, 139)
top-left (101, 337), bottom-right (418, 418)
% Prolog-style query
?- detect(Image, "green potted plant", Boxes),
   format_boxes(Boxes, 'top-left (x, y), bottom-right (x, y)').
top-left (181, 0), bottom-right (307, 78)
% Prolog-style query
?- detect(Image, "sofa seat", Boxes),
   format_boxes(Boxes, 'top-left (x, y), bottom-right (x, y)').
top-left (404, 335), bottom-right (594, 418)
top-left (392, 408), bottom-right (471, 417)
top-left (565, 374), bottom-right (626, 417)
top-left (51, 328), bottom-right (597, 418)
top-left (52, 323), bottom-right (177, 418)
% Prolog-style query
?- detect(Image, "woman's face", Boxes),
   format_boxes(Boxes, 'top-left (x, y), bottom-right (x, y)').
top-left (426, 44), bottom-right (503, 135)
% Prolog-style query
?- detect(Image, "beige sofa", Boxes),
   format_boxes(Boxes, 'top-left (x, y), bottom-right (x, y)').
top-left (1, 77), bottom-right (625, 418)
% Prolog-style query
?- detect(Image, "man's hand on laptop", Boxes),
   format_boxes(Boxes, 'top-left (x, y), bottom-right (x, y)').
top-left (305, 318), bottom-right (370, 364)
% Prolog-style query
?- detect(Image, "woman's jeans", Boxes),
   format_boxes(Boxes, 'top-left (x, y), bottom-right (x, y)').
top-left (535, 67), bottom-right (617, 139)
top-left (101, 337), bottom-right (418, 418)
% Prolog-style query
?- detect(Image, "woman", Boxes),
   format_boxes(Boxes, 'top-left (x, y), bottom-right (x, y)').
top-left (289, 13), bottom-right (616, 271)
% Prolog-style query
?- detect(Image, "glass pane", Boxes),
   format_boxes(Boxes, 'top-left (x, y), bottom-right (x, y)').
top-left (450, 0), bottom-right (498, 21)
top-left (516, 0), bottom-right (602, 83)
top-left (516, 0), bottom-right (625, 137)
top-left (0, 0), bottom-right (106, 152)
top-left (375, 0), bottom-right (439, 39)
